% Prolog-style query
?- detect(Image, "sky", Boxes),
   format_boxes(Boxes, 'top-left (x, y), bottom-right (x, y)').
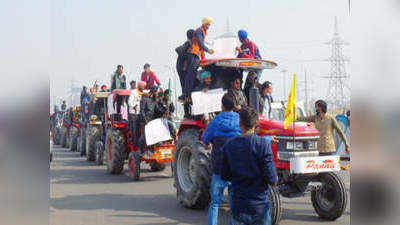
top-left (49, 0), bottom-right (352, 108)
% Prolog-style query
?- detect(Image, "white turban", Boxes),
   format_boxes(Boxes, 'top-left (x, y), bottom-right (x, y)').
top-left (202, 16), bottom-right (214, 24)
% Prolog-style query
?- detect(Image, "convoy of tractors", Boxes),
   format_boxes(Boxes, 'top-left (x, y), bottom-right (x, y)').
top-left (50, 56), bottom-right (348, 224)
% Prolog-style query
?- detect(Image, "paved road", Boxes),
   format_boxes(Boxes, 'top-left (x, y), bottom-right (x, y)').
top-left (50, 146), bottom-right (350, 225)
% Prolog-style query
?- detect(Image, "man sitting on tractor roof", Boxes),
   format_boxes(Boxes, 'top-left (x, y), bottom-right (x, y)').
top-left (227, 75), bottom-right (247, 112)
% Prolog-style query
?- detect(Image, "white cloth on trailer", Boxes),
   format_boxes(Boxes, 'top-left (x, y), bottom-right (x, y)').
top-left (145, 118), bottom-right (172, 146)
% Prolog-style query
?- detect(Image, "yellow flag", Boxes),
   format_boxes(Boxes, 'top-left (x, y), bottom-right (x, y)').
top-left (284, 74), bottom-right (297, 129)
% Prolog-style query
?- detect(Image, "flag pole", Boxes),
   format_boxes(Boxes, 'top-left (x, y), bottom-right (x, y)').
top-left (292, 75), bottom-right (296, 147)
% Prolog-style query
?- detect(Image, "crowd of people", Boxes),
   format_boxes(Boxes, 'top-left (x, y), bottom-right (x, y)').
top-left (53, 16), bottom-right (350, 225)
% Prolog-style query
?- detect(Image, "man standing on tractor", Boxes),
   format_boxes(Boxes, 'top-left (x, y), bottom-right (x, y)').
top-left (221, 107), bottom-right (277, 225)
top-left (163, 89), bottom-right (175, 120)
top-left (236, 30), bottom-right (262, 80)
top-left (297, 100), bottom-right (350, 156)
top-left (176, 29), bottom-right (195, 101)
top-left (111, 65), bottom-right (127, 90)
top-left (61, 100), bottom-right (67, 111)
top-left (141, 64), bottom-right (161, 89)
top-left (201, 94), bottom-right (241, 225)
top-left (183, 17), bottom-right (215, 116)
top-left (111, 65), bottom-right (127, 114)
top-left (227, 75), bottom-right (247, 112)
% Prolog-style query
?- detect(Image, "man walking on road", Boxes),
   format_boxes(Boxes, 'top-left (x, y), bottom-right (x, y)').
top-left (202, 94), bottom-right (241, 225)
top-left (221, 107), bottom-right (277, 225)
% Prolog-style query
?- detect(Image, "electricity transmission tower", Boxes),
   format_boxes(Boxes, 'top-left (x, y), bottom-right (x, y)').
top-left (323, 17), bottom-right (350, 109)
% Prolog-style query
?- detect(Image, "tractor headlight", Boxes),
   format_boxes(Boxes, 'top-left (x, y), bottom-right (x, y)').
top-left (307, 140), bottom-right (317, 150)
top-left (286, 141), bottom-right (303, 150)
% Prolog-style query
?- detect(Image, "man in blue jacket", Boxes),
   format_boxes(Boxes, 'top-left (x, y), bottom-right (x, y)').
top-left (221, 107), bottom-right (277, 225)
top-left (202, 94), bottom-right (241, 225)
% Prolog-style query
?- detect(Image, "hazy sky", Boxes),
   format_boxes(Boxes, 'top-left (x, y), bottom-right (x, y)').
top-left (50, 0), bottom-right (352, 106)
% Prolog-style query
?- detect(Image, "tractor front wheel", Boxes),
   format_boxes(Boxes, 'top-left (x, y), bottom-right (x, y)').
top-left (95, 140), bottom-right (104, 165)
top-left (106, 128), bottom-right (125, 174)
top-left (69, 127), bottom-right (78, 152)
top-left (60, 127), bottom-right (67, 148)
top-left (86, 126), bottom-right (100, 161)
top-left (128, 151), bottom-right (141, 181)
top-left (80, 127), bottom-right (87, 157)
top-left (311, 172), bottom-right (348, 220)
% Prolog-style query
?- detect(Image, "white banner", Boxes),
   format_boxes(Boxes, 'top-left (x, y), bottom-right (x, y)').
top-left (290, 156), bottom-right (341, 174)
top-left (208, 37), bottom-right (239, 59)
top-left (191, 88), bottom-right (226, 115)
top-left (145, 118), bottom-right (172, 146)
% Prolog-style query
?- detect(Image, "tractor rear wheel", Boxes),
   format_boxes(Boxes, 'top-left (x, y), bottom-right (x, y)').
top-left (106, 128), bottom-right (125, 174)
top-left (311, 172), bottom-right (348, 220)
top-left (69, 127), bottom-right (78, 152)
top-left (86, 126), bottom-right (100, 161)
top-left (173, 128), bottom-right (212, 209)
top-left (95, 140), bottom-right (104, 165)
top-left (150, 161), bottom-right (166, 172)
top-left (269, 185), bottom-right (282, 225)
top-left (128, 151), bottom-right (141, 181)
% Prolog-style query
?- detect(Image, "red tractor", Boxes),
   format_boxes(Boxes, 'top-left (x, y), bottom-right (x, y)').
top-left (173, 58), bottom-right (347, 224)
top-left (104, 89), bottom-right (176, 181)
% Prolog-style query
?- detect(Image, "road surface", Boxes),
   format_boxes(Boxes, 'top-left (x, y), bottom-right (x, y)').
top-left (50, 146), bottom-right (350, 225)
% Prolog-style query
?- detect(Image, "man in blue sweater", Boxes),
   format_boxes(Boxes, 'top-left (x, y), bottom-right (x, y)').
top-left (221, 107), bottom-right (277, 225)
top-left (202, 94), bottom-right (241, 225)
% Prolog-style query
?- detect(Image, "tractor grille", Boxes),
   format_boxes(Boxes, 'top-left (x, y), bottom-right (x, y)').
top-left (276, 135), bottom-right (319, 161)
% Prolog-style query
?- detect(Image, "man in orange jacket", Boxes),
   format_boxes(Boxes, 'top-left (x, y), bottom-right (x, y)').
top-left (183, 17), bottom-right (215, 117)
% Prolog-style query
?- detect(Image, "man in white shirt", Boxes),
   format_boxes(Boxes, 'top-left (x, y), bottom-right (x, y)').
top-left (128, 81), bottom-right (145, 146)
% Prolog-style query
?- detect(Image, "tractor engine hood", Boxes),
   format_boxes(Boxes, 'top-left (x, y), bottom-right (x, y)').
top-left (258, 117), bottom-right (319, 136)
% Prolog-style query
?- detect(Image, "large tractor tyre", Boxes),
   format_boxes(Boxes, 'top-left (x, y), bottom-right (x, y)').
top-left (69, 127), bottom-right (78, 152)
top-left (86, 126), bottom-right (101, 162)
top-left (311, 172), bottom-right (348, 221)
top-left (60, 127), bottom-right (67, 148)
top-left (80, 127), bottom-right (87, 157)
top-left (95, 140), bottom-right (105, 165)
top-left (128, 151), bottom-right (141, 181)
top-left (106, 128), bottom-right (125, 174)
top-left (269, 185), bottom-right (282, 225)
top-left (173, 128), bottom-right (212, 209)
top-left (150, 161), bottom-right (166, 172)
